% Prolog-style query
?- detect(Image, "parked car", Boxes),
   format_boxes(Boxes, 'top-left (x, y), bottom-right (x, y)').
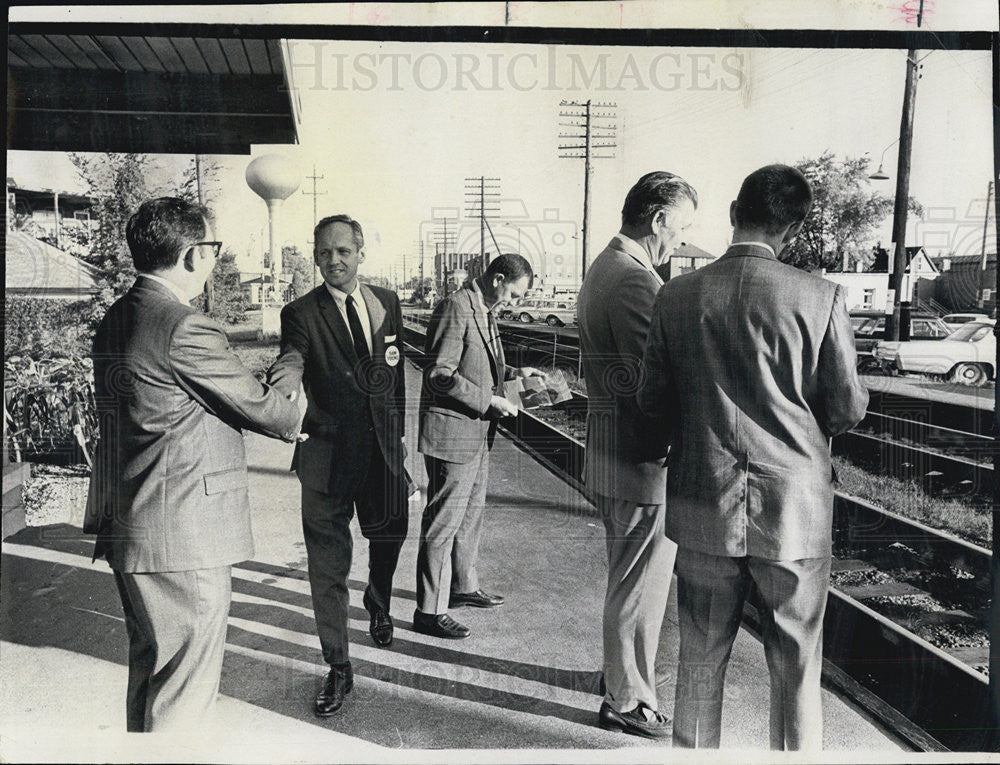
top-left (513, 298), bottom-right (577, 326)
top-left (873, 320), bottom-right (996, 385)
top-left (850, 311), bottom-right (951, 355)
top-left (940, 312), bottom-right (990, 332)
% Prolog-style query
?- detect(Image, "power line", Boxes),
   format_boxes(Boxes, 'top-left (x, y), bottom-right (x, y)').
top-left (558, 99), bottom-right (617, 282)
top-left (464, 176), bottom-right (500, 268)
top-left (302, 164), bottom-right (327, 289)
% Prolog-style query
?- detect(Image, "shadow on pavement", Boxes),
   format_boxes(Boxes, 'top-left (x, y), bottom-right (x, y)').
top-left (2, 525), bottom-right (614, 748)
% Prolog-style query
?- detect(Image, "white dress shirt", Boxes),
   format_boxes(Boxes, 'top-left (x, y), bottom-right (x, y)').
top-left (731, 241), bottom-right (777, 257)
top-left (140, 273), bottom-right (190, 304)
top-left (326, 280), bottom-right (372, 353)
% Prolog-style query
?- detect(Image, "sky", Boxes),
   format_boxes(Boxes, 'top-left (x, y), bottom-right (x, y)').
top-left (7, 39), bottom-right (995, 286)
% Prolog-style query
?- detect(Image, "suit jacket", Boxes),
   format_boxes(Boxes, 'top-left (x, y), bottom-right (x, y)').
top-left (267, 283), bottom-right (407, 495)
top-left (638, 244), bottom-right (869, 560)
top-left (418, 283), bottom-right (514, 464)
top-left (577, 236), bottom-right (671, 505)
top-left (83, 276), bottom-right (301, 572)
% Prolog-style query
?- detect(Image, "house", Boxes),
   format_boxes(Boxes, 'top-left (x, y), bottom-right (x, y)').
top-left (821, 246), bottom-right (940, 311)
top-left (239, 272), bottom-right (294, 307)
top-left (5, 230), bottom-right (99, 300)
top-left (929, 253), bottom-right (997, 314)
top-left (671, 243), bottom-right (716, 275)
top-left (7, 179), bottom-right (97, 247)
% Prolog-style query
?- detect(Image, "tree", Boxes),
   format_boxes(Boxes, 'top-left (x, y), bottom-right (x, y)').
top-left (782, 152), bottom-right (923, 272)
top-left (190, 249), bottom-right (250, 324)
top-left (282, 245), bottom-right (316, 299)
top-left (176, 155), bottom-right (222, 205)
top-left (69, 153), bottom-right (152, 328)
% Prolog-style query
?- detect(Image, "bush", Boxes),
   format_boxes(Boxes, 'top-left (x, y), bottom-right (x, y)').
top-left (3, 356), bottom-right (97, 464)
top-left (4, 298), bottom-right (93, 360)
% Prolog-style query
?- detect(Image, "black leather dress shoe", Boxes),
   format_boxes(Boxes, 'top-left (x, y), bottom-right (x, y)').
top-left (598, 701), bottom-right (670, 739)
top-left (412, 610), bottom-right (471, 639)
top-left (364, 592), bottom-right (393, 648)
top-left (449, 589), bottom-right (505, 609)
top-left (315, 664), bottom-right (353, 717)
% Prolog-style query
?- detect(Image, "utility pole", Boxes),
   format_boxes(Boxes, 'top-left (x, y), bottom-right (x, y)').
top-left (302, 164), bottom-right (327, 289)
top-left (435, 217), bottom-right (457, 296)
top-left (195, 155), bottom-right (214, 313)
top-left (979, 180), bottom-right (994, 309)
top-left (559, 99), bottom-right (617, 283)
top-left (465, 177), bottom-right (501, 268)
top-left (884, 0), bottom-right (925, 342)
top-left (419, 239), bottom-right (425, 299)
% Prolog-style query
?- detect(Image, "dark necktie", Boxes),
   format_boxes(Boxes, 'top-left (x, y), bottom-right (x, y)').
top-left (345, 295), bottom-right (370, 361)
top-left (487, 310), bottom-right (505, 392)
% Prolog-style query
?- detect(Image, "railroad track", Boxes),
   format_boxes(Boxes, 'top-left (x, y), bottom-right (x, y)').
top-left (401, 320), bottom-right (992, 752)
top-left (405, 315), bottom-right (994, 499)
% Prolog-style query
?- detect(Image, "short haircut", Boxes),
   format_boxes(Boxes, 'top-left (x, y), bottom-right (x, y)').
top-left (734, 164), bottom-right (813, 234)
top-left (483, 252), bottom-right (534, 289)
top-left (126, 197), bottom-right (211, 272)
top-left (621, 171), bottom-right (698, 228)
top-left (315, 215), bottom-right (364, 250)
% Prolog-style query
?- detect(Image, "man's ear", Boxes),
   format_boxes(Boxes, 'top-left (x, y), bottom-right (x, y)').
top-left (358, 248), bottom-right (366, 262)
top-left (729, 201), bottom-right (738, 228)
top-left (651, 207), bottom-right (667, 236)
top-left (783, 219), bottom-right (805, 245)
top-left (183, 247), bottom-right (196, 272)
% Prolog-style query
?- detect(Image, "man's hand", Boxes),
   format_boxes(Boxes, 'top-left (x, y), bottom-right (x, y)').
top-left (518, 366), bottom-right (546, 378)
top-left (293, 389), bottom-right (308, 442)
top-left (488, 395), bottom-right (518, 418)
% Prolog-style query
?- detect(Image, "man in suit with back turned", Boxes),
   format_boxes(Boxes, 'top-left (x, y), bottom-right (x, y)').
top-left (267, 214), bottom-right (410, 717)
top-left (639, 165), bottom-right (869, 750)
top-left (84, 197), bottom-right (301, 732)
top-left (577, 171), bottom-right (698, 738)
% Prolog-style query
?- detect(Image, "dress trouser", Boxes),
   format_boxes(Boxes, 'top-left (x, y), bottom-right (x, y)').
top-left (417, 436), bottom-right (490, 614)
top-left (595, 494), bottom-right (677, 714)
top-left (672, 547), bottom-right (831, 751)
top-left (301, 438), bottom-right (410, 666)
top-left (113, 566), bottom-right (232, 732)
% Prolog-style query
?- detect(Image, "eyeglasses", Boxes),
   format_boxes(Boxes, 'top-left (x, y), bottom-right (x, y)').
top-left (187, 241), bottom-right (223, 259)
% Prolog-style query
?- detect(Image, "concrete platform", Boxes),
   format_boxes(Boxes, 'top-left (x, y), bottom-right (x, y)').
top-left (0, 361), bottom-right (906, 762)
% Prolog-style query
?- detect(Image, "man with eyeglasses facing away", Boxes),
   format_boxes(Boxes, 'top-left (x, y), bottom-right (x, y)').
top-left (85, 197), bottom-right (302, 732)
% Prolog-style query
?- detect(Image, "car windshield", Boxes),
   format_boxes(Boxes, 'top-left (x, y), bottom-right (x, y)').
top-left (946, 322), bottom-right (993, 342)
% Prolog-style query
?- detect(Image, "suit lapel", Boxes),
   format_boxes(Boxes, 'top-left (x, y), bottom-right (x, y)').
top-left (359, 283), bottom-right (386, 360)
top-left (465, 287), bottom-right (500, 383)
top-left (316, 286), bottom-right (358, 363)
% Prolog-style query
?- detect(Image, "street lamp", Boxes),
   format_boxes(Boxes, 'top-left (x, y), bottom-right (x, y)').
top-left (503, 222), bottom-right (521, 254)
top-left (868, 138), bottom-right (899, 181)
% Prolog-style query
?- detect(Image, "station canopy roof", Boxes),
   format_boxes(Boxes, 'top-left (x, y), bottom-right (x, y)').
top-left (7, 29), bottom-right (300, 154)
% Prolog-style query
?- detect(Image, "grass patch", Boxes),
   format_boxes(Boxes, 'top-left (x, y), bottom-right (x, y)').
top-left (229, 335), bottom-right (279, 380)
top-left (833, 456), bottom-right (990, 548)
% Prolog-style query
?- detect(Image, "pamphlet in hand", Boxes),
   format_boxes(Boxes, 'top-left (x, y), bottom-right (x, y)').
top-left (504, 368), bottom-right (573, 410)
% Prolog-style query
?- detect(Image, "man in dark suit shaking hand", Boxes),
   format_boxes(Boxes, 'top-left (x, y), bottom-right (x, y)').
top-left (267, 215), bottom-right (410, 717)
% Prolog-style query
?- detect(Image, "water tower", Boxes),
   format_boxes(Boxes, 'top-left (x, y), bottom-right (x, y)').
top-left (246, 154), bottom-right (300, 334)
